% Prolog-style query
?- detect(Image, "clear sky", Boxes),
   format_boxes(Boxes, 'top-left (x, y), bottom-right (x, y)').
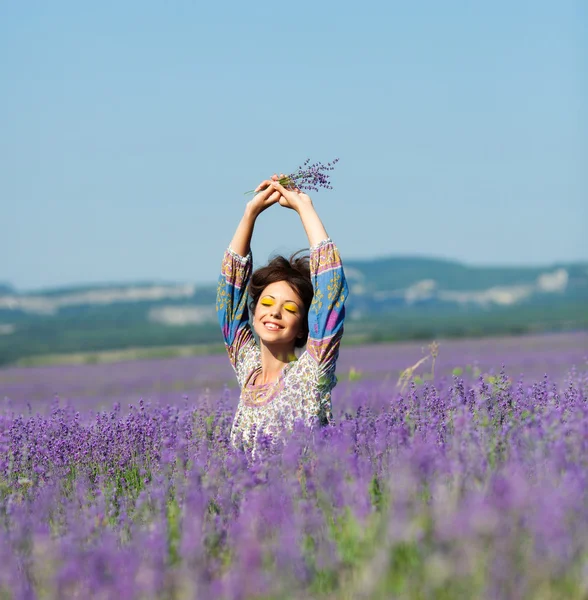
top-left (1, 1), bottom-right (586, 291)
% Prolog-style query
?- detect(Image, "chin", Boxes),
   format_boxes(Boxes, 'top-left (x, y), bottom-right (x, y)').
top-left (256, 328), bottom-right (294, 346)
top-left (261, 335), bottom-right (296, 347)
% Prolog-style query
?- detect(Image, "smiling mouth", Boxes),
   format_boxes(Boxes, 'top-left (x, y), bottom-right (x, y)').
top-left (264, 322), bottom-right (283, 331)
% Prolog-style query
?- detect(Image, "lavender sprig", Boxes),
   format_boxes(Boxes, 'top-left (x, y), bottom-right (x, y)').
top-left (245, 157), bottom-right (339, 195)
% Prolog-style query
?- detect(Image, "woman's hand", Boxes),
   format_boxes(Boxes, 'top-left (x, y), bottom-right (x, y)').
top-left (270, 174), bottom-right (328, 247)
top-left (229, 178), bottom-right (280, 257)
top-left (246, 179), bottom-right (281, 218)
top-left (270, 173), bottom-right (313, 214)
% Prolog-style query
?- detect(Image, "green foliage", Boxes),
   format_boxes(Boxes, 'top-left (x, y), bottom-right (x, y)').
top-left (387, 542), bottom-right (423, 590)
top-left (348, 367), bottom-right (363, 382)
top-left (370, 475), bottom-right (385, 510)
top-left (331, 508), bottom-right (375, 567)
top-left (167, 497), bottom-right (181, 567)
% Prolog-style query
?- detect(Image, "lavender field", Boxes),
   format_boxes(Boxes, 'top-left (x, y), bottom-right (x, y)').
top-left (1, 331), bottom-right (587, 599)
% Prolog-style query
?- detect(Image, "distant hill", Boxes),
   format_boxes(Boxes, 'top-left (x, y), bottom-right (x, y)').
top-left (345, 256), bottom-right (587, 291)
top-left (1, 256), bottom-right (587, 365)
top-left (343, 257), bottom-right (588, 316)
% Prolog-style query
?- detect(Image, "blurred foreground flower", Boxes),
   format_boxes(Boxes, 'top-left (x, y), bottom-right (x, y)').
top-left (245, 158), bottom-right (339, 194)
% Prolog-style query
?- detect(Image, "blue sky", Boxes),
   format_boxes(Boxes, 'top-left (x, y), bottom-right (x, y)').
top-left (1, 1), bottom-right (586, 291)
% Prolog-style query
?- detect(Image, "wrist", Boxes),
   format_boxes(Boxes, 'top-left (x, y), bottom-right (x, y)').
top-left (295, 198), bottom-right (315, 216)
top-left (244, 202), bottom-right (261, 221)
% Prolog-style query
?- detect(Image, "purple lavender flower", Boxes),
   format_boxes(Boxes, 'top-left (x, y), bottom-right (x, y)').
top-left (0, 333), bottom-right (586, 598)
top-left (245, 157), bottom-right (339, 194)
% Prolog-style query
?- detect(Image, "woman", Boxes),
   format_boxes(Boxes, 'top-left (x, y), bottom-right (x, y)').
top-left (216, 175), bottom-right (348, 451)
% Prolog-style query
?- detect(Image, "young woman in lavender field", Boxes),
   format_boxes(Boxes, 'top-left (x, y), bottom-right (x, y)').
top-left (216, 166), bottom-right (348, 450)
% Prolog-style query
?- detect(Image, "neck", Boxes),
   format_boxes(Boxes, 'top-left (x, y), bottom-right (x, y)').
top-left (258, 342), bottom-right (296, 384)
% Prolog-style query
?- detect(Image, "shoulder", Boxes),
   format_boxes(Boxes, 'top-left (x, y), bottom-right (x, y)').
top-left (286, 351), bottom-right (321, 378)
top-left (285, 352), bottom-right (338, 395)
top-left (234, 336), bottom-right (261, 382)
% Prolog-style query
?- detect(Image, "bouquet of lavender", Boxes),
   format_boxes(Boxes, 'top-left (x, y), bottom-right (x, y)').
top-left (245, 158), bottom-right (339, 194)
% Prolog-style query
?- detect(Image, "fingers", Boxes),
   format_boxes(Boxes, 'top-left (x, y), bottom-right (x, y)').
top-left (268, 190), bottom-right (281, 203)
top-left (256, 176), bottom-right (298, 207)
top-left (257, 182), bottom-right (281, 203)
top-left (271, 180), bottom-right (288, 194)
top-left (258, 182), bottom-right (281, 205)
top-left (254, 179), bottom-right (272, 193)
top-left (272, 180), bottom-right (301, 198)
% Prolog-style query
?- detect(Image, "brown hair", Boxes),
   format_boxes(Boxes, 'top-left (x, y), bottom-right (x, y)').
top-left (249, 251), bottom-right (313, 348)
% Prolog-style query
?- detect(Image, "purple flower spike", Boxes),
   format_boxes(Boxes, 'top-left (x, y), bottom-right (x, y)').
top-left (245, 157), bottom-right (339, 195)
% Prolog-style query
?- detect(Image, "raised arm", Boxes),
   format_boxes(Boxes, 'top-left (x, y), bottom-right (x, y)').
top-left (229, 180), bottom-right (282, 256)
top-left (270, 179), bottom-right (348, 377)
top-left (217, 181), bottom-right (282, 379)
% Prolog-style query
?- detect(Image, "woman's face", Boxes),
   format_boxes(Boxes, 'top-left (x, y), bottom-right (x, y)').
top-left (253, 280), bottom-right (305, 350)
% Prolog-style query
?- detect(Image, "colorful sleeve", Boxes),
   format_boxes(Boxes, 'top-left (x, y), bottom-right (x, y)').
top-left (216, 247), bottom-right (255, 381)
top-left (306, 238), bottom-right (349, 381)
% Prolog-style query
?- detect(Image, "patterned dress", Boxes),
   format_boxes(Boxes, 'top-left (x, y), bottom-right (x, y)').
top-left (216, 238), bottom-right (348, 450)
